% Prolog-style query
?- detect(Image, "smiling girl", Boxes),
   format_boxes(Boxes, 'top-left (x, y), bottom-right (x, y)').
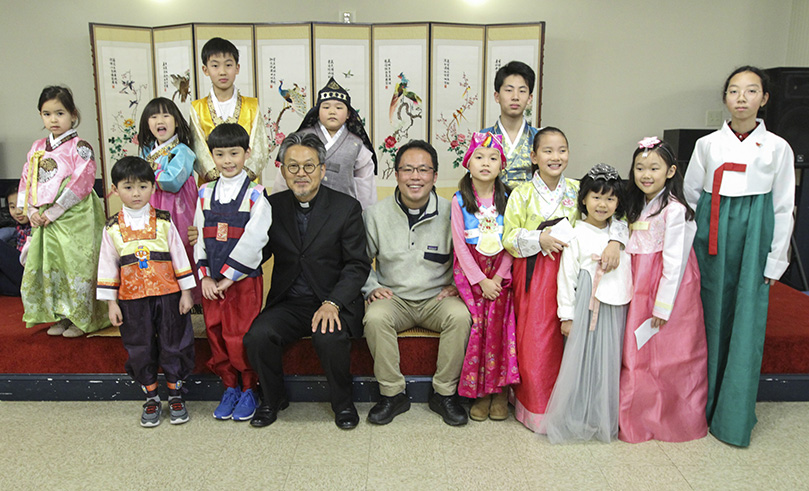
top-left (538, 164), bottom-right (632, 443)
top-left (503, 127), bottom-right (628, 433)
top-left (620, 137), bottom-right (708, 443)
top-left (138, 97), bottom-right (199, 301)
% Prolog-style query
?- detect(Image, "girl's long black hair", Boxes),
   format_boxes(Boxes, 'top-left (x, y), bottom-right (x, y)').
top-left (137, 97), bottom-right (192, 156)
top-left (457, 172), bottom-right (510, 216)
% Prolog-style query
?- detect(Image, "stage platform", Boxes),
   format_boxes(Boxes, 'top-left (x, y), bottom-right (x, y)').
top-left (1, 282), bottom-right (808, 402)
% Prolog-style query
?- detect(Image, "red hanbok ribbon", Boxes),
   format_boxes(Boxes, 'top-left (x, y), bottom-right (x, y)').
top-left (709, 163), bottom-right (747, 255)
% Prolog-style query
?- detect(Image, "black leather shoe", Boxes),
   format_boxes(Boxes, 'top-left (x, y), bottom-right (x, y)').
top-left (335, 404), bottom-right (360, 429)
top-left (428, 391), bottom-right (468, 426)
top-left (367, 393), bottom-right (411, 425)
top-left (249, 399), bottom-right (289, 428)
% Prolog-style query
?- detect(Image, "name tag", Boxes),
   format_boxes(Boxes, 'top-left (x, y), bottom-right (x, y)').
top-left (630, 221), bottom-right (649, 231)
top-left (216, 222), bottom-right (228, 242)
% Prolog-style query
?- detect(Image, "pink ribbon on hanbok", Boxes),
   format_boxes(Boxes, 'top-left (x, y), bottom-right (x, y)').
top-left (588, 254), bottom-right (606, 332)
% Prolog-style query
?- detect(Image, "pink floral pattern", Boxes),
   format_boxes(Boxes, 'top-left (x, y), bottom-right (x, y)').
top-left (454, 247), bottom-right (520, 398)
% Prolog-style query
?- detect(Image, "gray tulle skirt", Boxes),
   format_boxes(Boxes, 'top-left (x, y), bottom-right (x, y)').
top-left (539, 270), bottom-right (627, 443)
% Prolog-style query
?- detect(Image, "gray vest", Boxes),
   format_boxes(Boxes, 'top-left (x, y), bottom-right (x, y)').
top-left (301, 127), bottom-right (361, 200)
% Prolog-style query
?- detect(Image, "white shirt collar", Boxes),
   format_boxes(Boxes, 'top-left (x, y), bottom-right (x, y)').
top-left (210, 87), bottom-right (239, 120)
top-left (122, 203), bottom-right (151, 230)
top-left (319, 123), bottom-right (344, 150)
top-left (214, 170), bottom-right (247, 204)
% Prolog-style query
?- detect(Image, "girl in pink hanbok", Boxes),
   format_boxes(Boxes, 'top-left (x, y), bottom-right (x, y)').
top-left (18, 86), bottom-right (108, 337)
top-left (452, 132), bottom-right (519, 421)
top-left (619, 137), bottom-right (708, 443)
top-left (137, 97), bottom-right (199, 302)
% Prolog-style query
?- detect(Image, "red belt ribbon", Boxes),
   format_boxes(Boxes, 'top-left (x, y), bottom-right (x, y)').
top-left (202, 225), bottom-right (245, 241)
top-left (709, 163), bottom-right (747, 255)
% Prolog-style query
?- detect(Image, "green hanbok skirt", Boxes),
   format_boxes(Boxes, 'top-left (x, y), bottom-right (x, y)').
top-left (694, 191), bottom-right (773, 447)
top-left (21, 186), bottom-right (108, 333)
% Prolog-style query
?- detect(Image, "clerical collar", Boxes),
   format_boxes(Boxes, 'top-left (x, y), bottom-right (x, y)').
top-left (296, 190), bottom-right (320, 212)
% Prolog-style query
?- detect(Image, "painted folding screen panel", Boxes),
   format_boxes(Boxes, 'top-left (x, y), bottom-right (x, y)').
top-left (313, 24), bottom-right (372, 143)
top-left (153, 25), bottom-right (196, 118)
top-left (483, 23), bottom-right (545, 127)
top-left (430, 24), bottom-right (485, 187)
top-left (372, 24), bottom-right (429, 182)
top-left (90, 24), bottom-right (155, 212)
top-left (255, 24), bottom-right (313, 188)
top-left (194, 24), bottom-right (255, 98)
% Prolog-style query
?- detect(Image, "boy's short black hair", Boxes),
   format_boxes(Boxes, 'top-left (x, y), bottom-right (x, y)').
top-left (111, 156), bottom-right (155, 187)
top-left (395, 140), bottom-right (439, 173)
top-left (207, 123), bottom-right (250, 151)
top-left (201, 37), bottom-right (239, 65)
top-left (494, 61), bottom-right (536, 94)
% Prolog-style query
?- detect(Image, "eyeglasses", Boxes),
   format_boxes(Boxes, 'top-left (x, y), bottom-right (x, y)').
top-left (397, 166), bottom-right (435, 176)
top-left (725, 88), bottom-right (761, 99)
top-left (283, 162), bottom-right (322, 174)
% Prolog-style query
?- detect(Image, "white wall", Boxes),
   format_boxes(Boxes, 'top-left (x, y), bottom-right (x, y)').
top-left (0, 0), bottom-right (796, 180)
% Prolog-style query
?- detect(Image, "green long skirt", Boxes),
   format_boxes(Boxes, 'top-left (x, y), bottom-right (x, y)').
top-left (21, 188), bottom-right (109, 333)
top-left (694, 191), bottom-right (773, 447)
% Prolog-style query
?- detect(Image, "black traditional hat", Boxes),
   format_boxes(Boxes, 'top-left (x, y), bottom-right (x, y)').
top-left (297, 77), bottom-right (378, 174)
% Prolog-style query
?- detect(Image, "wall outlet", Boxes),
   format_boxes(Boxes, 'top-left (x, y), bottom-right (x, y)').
top-left (341, 11), bottom-right (354, 23)
top-left (706, 110), bottom-right (723, 127)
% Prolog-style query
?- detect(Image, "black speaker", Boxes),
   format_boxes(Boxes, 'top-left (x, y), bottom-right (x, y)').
top-left (760, 67), bottom-right (809, 168)
top-left (662, 128), bottom-right (713, 174)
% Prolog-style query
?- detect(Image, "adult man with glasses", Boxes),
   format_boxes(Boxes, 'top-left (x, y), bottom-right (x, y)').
top-left (362, 140), bottom-right (472, 426)
top-left (243, 131), bottom-right (371, 429)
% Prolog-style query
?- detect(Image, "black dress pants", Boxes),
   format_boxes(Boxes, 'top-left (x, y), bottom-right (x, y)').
top-left (244, 296), bottom-right (353, 412)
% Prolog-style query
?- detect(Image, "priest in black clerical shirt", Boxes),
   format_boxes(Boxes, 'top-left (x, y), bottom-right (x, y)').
top-left (244, 131), bottom-right (370, 429)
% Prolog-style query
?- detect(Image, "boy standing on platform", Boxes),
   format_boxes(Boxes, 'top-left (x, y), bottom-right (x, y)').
top-left (190, 37), bottom-right (269, 183)
top-left (193, 124), bottom-right (272, 422)
top-left (97, 157), bottom-right (196, 427)
top-left (480, 61), bottom-right (538, 190)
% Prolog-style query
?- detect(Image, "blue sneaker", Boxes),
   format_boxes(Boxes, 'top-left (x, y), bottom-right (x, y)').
top-left (232, 388), bottom-right (258, 421)
top-left (213, 386), bottom-right (241, 420)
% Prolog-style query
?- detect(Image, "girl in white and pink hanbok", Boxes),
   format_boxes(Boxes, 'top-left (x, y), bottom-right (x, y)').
top-left (18, 86), bottom-right (107, 336)
top-left (619, 137), bottom-right (708, 443)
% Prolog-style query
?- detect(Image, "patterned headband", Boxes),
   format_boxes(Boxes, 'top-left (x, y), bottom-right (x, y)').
top-left (587, 163), bottom-right (620, 181)
top-left (461, 132), bottom-right (507, 170)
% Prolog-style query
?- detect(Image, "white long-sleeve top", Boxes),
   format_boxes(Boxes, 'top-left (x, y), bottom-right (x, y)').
top-left (557, 221), bottom-right (632, 321)
top-left (683, 120), bottom-right (795, 279)
top-left (625, 192), bottom-right (695, 320)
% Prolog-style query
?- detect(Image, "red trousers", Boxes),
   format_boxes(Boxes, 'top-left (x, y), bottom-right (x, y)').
top-left (202, 276), bottom-right (263, 389)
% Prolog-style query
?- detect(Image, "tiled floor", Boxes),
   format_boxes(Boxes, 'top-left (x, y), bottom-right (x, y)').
top-left (3, 400), bottom-right (808, 490)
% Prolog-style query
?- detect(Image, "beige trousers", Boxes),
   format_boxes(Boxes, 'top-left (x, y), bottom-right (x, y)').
top-left (363, 294), bottom-right (471, 397)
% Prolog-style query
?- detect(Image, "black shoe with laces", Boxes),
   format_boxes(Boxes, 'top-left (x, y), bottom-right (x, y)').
top-left (428, 391), bottom-right (468, 426)
top-left (367, 393), bottom-right (411, 425)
